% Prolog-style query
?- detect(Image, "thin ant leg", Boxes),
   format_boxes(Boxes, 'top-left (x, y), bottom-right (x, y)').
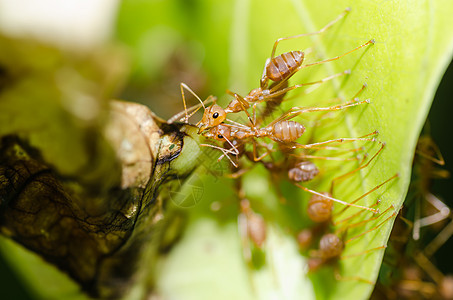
top-left (200, 140), bottom-right (240, 168)
top-left (417, 193), bottom-right (450, 228)
top-left (424, 219), bottom-right (453, 257)
top-left (334, 173), bottom-right (399, 224)
top-left (168, 84), bottom-right (216, 123)
top-left (262, 70), bottom-right (351, 103)
top-left (294, 134), bottom-right (378, 150)
top-left (414, 252), bottom-right (445, 285)
top-left (179, 82), bottom-right (206, 123)
top-left (340, 245), bottom-right (387, 260)
top-left (344, 207), bottom-right (397, 244)
top-left (330, 142), bottom-right (386, 194)
top-left (300, 39), bottom-right (375, 70)
top-left (269, 7), bottom-right (351, 59)
top-left (224, 119), bottom-right (252, 129)
top-left (281, 98), bottom-right (370, 124)
top-left (251, 139), bottom-right (273, 162)
top-left (266, 84), bottom-right (369, 126)
top-left (232, 94), bottom-right (254, 126)
top-left (413, 196), bottom-right (423, 240)
top-left (225, 168), bottom-right (250, 179)
top-left (340, 205), bottom-right (394, 233)
top-left (296, 155), bottom-right (359, 161)
top-left (169, 95), bottom-right (216, 123)
top-left (334, 202), bottom-right (381, 226)
top-left (416, 136), bottom-right (446, 166)
top-left (293, 183), bottom-right (378, 213)
top-left (291, 145), bottom-right (365, 153)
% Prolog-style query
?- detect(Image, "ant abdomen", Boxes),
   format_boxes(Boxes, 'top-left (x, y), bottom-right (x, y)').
top-left (266, 51), bottom-right (304, 82)
top-left (297, 229), bottom-right (314, 250)
top-left (319, 233), bottom-right (344, 259)
top-left (307, 192), bottom-right (333, 223)
top-left (288, 161), bottom-right (319, 182)
top-left (247, 212), bottom-right (267, 248)
top-left (267, 120), bottom-right (305, 142)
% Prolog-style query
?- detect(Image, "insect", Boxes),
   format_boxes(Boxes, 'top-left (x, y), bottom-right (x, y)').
top-left (297, 173), bottom-right (399, 251)
top-left (198, 83), bottom-right (373, 164)
top-left (372, 134), bottom-right (452, 299)
top-left (306, 203), bottom-right (397, 284)
top-left (373, 206), bottom-right (453, 299)
top-left (411, 135), bottom-right (450, 240)
top-left (238, 198), bottom-right (267, 266)
top-left (187, 7), bottom-right (375, 132)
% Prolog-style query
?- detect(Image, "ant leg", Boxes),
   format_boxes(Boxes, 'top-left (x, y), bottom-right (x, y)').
top-left (200, 143), bottom-right (239, 168)
top-left (293, 183), bottom-right (378, 213)
top-left (169, 83), bottom-right (217, 124)
top-left (293, 134), bottom-right (378, 151)
top-left (179, 83), bottom-right (206, 123)
top-left (262, 8), bottom-right (351, 89)
top-left (300, 39), bottom-right (375, 70)
top-left (330, 142), bottom-right (386, 194)
top-left (343, 206), bottom-right (397, 244)
top-left (252, 140), bottom-right (271, 162)
top-left (226, 92), bottom-right (258, 131)
top-left (416, 136), bottom-right (446, 166)
top-left (340, 245), bottom-right (387, 260)
top-left (340, 205), bottom-right (394, 234)
top-left (290, 130), bottom-right (378, 150)
top-left (414, 252), bottom-right (445, 285)
top-left (225, 167), bottom-right (250, 179)
top-left (333, 202), bottom-right (381, 226)
top-left (333, 174), bottom-right (399, 224)
top-left (424, 219), bottom-right (453, 257)
top-left (265, 70), bottom-right (351, 102)
top-left (269, 8), bottom-right (351, 59)
top-left (296, 154), bottom-right (360, 162)
top-left (266, 85), bottom-right (369, 126)
top-left (413, 193), bottom-right (451, 240)
top-left (418, 193), bottom-right (450, 228)
top-left (169, 95), bottom-right (217, 123)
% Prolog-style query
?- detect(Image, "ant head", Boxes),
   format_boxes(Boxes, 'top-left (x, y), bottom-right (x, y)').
top-left (205, 124), bottom-right (231, 141)
top-left (197, 104), bottom-right (226, 133)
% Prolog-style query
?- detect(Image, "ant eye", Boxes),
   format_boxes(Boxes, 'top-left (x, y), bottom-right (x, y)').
top-left (212, 112), bottom-right (219, 119)
top-left (217, 134), bottom-right (224, 139)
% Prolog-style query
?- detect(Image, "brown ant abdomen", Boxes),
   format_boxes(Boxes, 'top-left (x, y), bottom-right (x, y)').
top-left (319, 233), bottom-right (344, 259)
top-left (268, 120), bottom-right (305, 142)
top-left (266, 51), bottom-right (304, 82)
top-left (307, 192), bottom-right (333, 223)
top-left (288, 161), bottom-right (319, 182)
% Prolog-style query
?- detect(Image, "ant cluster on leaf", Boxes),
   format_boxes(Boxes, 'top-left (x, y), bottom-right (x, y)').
top-left (169, 7), bottom-right (400, 289)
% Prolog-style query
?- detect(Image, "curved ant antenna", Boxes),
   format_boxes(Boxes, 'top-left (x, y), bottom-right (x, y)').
top-left (168, 83), bottom-right (216, 124)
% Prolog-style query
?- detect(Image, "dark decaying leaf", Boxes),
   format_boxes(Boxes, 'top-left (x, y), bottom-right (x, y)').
top-left (0, 34), bottom-right (203, 298)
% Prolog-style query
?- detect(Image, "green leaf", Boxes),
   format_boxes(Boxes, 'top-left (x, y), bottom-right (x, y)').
top-left (126, 0), bottom-right (453, 299)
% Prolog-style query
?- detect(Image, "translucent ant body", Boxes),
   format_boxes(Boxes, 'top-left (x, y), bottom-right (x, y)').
top-left (203, 120), bottom-right (305, 144)
top-left (411, 135), bottom-right (451, 240)
top-left (297, 173), bottom-right (399, 252)
top-left (305, 203), bottom-right (398, 284)
top-left (287, 160), bottom-right (320, 183)
top-left (307, 192), bottom-right (334, 223)
top-left (174, 7), bottom-right (375, 132)
top-left (199, 83), bottom-right (372, 161)
top-left (372, 133), bottom-right (452, 299)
